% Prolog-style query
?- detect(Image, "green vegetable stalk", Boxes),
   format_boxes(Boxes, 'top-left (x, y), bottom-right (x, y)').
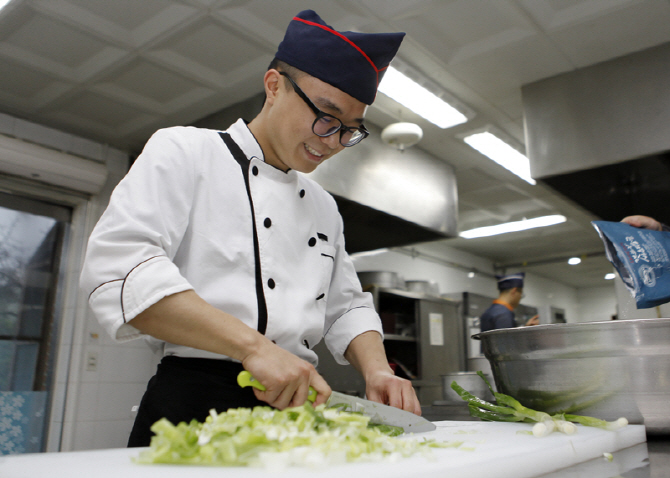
top-left (451, 372), bottom-right (628, 438)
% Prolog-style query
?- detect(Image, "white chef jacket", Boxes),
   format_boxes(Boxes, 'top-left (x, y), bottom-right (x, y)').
top-left (80, 119), bottom-right (382, 366)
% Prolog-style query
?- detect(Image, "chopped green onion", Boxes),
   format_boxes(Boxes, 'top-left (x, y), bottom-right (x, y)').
top-left (135, 403), bottom-right (450, 468)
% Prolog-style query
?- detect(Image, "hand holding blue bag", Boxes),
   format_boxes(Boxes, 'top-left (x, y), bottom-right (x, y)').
top-left (592, 220), bottom-right (670, 309)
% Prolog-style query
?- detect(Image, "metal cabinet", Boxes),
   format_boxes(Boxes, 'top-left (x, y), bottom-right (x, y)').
top-left (314, 286), bottom-right (463, 405)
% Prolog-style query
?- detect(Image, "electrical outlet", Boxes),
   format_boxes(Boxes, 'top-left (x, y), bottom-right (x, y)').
top-left (86, 351), bottom-right (98, 371)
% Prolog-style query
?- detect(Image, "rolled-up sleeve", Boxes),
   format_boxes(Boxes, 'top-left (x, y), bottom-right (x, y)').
top-left (87, 256), bottom-right (192, 341)
top-left (80, 128), bottom-right (198, 341)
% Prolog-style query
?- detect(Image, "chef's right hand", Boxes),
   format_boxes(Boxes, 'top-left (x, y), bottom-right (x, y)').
top-left (241, 340), bottom-right (331, 410)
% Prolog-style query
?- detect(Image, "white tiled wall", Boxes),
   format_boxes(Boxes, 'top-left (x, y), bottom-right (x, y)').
top-left (55, 304), bottom-right (162, 451)
top-left (68, 321), bottom-right (161, 451)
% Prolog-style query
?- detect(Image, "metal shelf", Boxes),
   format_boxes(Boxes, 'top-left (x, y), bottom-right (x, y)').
top-left (384, 334), bottom-right (417, 342)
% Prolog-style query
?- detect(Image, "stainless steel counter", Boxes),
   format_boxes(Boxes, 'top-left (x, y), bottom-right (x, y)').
top-left (537, 437), bottom-right (669, 478)
top-left (645, 438), bottom-right (670, 478)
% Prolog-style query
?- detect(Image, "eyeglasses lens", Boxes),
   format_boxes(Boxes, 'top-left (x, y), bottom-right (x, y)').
top-left (313, 116), bottom-right (341, 137)
top-left (313, 118), bottom-right (366, 147)
top-left (344, 130), bottom-right (363, 146)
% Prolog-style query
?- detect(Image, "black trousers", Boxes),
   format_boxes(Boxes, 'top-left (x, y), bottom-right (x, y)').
top-left (127, 356), bottom-right (267, 447)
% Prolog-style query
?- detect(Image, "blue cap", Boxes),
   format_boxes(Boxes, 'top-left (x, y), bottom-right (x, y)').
top-left (496, 273), bottom-right (525, 290)
top-left (275, 10), bottom-right (405, 105)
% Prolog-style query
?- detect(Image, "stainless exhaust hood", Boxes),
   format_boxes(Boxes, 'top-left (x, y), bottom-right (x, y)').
top-left (306, 122), bottom-right (458, 252)
top-left (193, 98), bottom-right (459, 253)
top-left (522, 42), bottom-right (670, 225)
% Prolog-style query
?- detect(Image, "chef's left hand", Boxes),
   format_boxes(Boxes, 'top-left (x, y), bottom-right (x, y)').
top-left (344, 330), bottom-right (422, 415)
top-left (365, 370), bottom-right (422, 416)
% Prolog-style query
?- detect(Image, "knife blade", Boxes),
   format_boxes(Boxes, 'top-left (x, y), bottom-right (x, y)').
top-left (325, 390), bottom-right (436, 433)
top-left (237, 371), bottom-right (436, 434)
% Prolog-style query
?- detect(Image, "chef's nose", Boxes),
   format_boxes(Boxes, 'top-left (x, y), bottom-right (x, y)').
top-left (319, 132), bottom-right (341, 150)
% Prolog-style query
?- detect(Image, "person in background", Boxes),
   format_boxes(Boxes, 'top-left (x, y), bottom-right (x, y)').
top-left (479, 273), bottom-right (539, 332)
top-left (621, 215), bottom-right (670, 232)
top-left (80, 10), bottom-right (416, 447)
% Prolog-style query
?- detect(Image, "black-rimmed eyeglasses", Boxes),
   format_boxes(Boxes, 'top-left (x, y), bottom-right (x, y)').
top-left (279, 71), bottom-right (369, 147)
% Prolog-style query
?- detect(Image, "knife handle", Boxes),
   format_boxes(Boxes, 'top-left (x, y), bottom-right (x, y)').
top-left (237, 371), bottom-right (317, 403)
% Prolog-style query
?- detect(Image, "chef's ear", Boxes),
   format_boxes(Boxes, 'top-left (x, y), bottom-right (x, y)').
top-left (263, 69), bottom-right (282, 105)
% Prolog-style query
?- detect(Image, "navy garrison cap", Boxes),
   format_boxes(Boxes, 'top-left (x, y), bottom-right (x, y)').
top-left (275, 10), bottom-right (405, 105)
top-left (496, 273), bottom-right (525, 291)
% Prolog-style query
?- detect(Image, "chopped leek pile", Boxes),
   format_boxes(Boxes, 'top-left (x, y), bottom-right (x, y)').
top-left (135, 404), bottom-right (450, 468)
top-left (451, 371), bottom-right (628, 438)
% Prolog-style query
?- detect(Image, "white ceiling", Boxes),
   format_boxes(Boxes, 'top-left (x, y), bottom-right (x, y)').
top-left (1, 0), bottom-right (670, 289)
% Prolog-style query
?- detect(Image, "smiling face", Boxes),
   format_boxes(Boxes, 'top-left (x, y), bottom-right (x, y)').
top-left (254, 68), bottom-right (368, 174)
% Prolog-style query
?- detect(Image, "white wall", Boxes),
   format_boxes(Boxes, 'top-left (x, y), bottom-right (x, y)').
top-left (576, 286), bottom-right (618, 322)
top-left (66, 319), bottom-right (160, 451)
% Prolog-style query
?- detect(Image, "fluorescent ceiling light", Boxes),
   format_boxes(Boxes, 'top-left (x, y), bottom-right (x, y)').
top-left (459, 215), bottom-right (566, 239)
top-left (568, 257), bottom-right (582, 265)
top-left (378, 67), bottom-right (467, 129)
top-left (605, 273), bottom-right (616, 280)
top-left (0, 0), bottom-right (12, 11)
top-left (463, 131), bottom-right (536, 185)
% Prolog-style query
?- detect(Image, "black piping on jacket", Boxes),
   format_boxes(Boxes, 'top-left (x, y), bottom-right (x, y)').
top-left (219, 132), bottom-right (269, 335)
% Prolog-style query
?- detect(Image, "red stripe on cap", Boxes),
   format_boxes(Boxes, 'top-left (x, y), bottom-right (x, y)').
top-left (294, 16), bottom-right (380, 84)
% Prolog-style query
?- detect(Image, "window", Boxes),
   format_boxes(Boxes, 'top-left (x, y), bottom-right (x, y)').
top-left (0, 191), bottom-right (71, 454)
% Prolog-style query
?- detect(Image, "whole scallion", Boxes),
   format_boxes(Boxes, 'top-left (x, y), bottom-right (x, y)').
top-left (451, 371), bottom-right (628, 437)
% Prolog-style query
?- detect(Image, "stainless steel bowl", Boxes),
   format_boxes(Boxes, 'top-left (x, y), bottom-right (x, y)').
top-left (477, 318), bottom-right (670, 434)
top-left (357, 271), bottom-right (406, 290)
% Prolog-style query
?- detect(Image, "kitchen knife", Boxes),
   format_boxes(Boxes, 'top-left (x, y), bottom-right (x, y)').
top-left (237, 371), bottom-right (436, 433)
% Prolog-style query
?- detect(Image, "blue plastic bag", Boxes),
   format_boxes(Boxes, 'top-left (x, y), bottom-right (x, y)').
top-left (592, 220), bottom-right (670, 309)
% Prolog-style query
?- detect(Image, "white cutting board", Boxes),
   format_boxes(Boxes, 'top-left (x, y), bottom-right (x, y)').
top-left (0, 421), bottom-right (646, 478)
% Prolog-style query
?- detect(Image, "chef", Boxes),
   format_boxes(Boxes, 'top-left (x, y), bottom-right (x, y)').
top-left (80, 10), bottom-right (419, 447)
top-left (479, 273), bottom-right (539, 332)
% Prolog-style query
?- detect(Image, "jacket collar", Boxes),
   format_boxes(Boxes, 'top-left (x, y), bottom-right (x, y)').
top-left (493, 299), bottom-right (514, 312)
top-left (227, 118), bottom-right (265, 163)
